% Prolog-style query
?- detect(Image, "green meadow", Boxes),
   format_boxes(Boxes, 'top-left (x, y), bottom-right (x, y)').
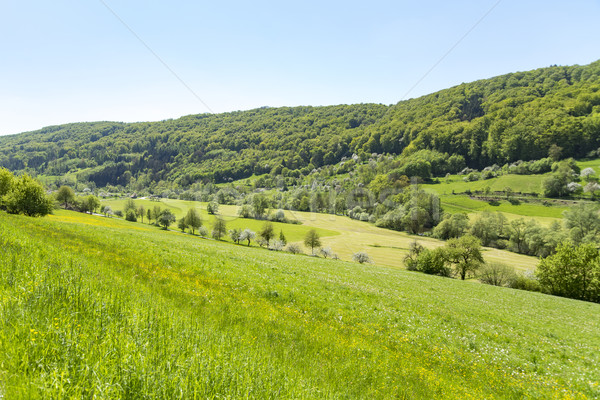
top-left (1, 210), bottom-right (599, 398)
top-left (100, 199), bottom-right (540, 271)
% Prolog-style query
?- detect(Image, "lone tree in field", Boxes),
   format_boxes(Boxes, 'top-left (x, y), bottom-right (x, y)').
top-left (443, 234), bottom-right (484, 280)
top-left (229, 228), bottom-right (242, 244)
top-left (304, 229), bottom-right (321, 254)
top-left (184, 208), bottom-right (203, 234)
top-left (56, 185), bottom-right (75, 209)
top-left (158, 209), bottom-right (176, 229)
top-left (212, 217), bottom-right (227, 240)
top-left (207, 201), bottom-right (219, 215)
top-left (240, 228), bottom-right (255, 246)
top-left (259, 221), bottom-right (275, 246)
top-left (152, 205), bottom-right (162, 225)
top-left (83, 195), bottom-right (100, 214)
top-left (123, 198), bottom-right (136, 215)
top-left (353, 252), bottom-right (371, 264)
top-left (279, 230), bottom-right (287, 245)
top-left (137, 205), bottom-right (146, 223)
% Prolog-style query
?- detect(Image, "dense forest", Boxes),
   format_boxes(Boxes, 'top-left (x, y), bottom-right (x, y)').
top-left (1, 60), bottom-right (599, 189)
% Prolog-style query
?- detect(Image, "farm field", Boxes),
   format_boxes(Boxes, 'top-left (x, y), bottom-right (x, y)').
top-left (100, 199), bottom-right (540, 271)
top-left (1, 210), bottom-right (599, 398)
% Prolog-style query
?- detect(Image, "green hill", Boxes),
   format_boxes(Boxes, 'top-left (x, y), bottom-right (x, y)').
top-left (1, 60), bottom-right (599, 189)
top-left (1, 210), bottom-right (599, 398)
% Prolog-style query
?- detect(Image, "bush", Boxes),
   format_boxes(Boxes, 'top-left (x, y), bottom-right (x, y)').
top-left (285, 243), bottom-right (303, 254)
top-left (507, 271), bottom-right (541, 292)
top-left (125, 209), bottom-right (137, 222)
top-left (352, 252), bottom-right (371, 264)
top-left (269, 239), bottom-right (285, 251)
top-left (197, 226), bottom-right (209, 237)
top-left (270, 209), bottom-right (286, 223)
top-left (478, 262), bottom-right (516, 286)
top-left (319, 247), bottom-right (333, 258)
top-left (405, 246), bottom-right (452, 277)
top-left (207, 201), bottom-right (219, 215)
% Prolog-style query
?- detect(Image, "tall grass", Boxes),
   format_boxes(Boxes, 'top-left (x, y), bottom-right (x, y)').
top-left (1, 211), bottom-right (598, 398)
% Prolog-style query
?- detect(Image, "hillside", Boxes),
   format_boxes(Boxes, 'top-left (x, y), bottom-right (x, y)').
top-left (1, 210), bottom-right (599, 398)
top-left (1, 60), bottom-right (599, 189)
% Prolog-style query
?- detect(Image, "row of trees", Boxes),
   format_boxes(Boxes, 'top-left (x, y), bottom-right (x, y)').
top-left (431, 203), bottom-right (600, 259)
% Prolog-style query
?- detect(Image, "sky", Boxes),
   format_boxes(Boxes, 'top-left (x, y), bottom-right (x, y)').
top-left (1, 0), bottom-right (599, 136)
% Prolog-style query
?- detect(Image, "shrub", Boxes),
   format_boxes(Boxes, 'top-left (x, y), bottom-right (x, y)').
top-left (197, 226), bottom-right (209, 237)
top-left (508, 271), bottom-right (541, 292)
top-left (352, 252), bottom-right (371, 264)
top-left (319, 247), bottom-right (333, 258)
top-left (478, 262), bottom-right (516, 286)
top-left (125, 209), bottom-right (137, 222)
top-left (285, 243), bottom-right (303, 254)
top-left (269, 240), bottom-right (285, 251)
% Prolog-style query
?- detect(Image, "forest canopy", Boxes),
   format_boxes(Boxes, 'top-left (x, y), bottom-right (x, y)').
top-left (1, 60), bottom-right (599, 189)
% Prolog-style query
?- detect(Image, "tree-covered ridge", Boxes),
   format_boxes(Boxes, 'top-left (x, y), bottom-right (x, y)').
top-left (1, 60), bottom-right (599, 187)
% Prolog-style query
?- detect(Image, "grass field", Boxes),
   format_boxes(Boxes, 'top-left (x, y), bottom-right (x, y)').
top-left (101, 199), bottom-right (540, 272)
top-left (423, 173), bottom-right (549, 195)
top-left (438, 195), bottom-right (568, 220)
top-left (1, 210), bottom-right (598, 398)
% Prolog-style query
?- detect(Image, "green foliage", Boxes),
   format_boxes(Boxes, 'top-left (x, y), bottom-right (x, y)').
top-left (229, 228), bottom-right (242, 244)
top-left (469, 211), bottom-right (507, 247)
top-left (125, 209), bottom-right (138, 222)
top-left (212, 217), bottom-right (227, 240)
top-left (55, 185), bottom-right (75, 208)
top-left (278, 229), bottom-right (287, 245)
top-left (184, 208), bottom-right (203, 234)
top-left (3, 61), bottom-right (600, 189)
top-left (177, 217), bottom-right (187, 232)
top-left (443, 235), bottom-right (484, 280)
top-left (304, 229), bottom-right (321, 254)
top-left (258, 221), bottom-right (275, 245)
top-left (157, 209), bottom-right (175, 229)
top-left (83, 195), bottom-right (100, 214)
top-left (563, 203), bottom-right (600, 244)
top-left (3, 173), bottom-right (53, 217)
top-left (433, 213), bottom-right (469, 240)
top-left (537, 242), bottom-right (600, 302)
top-left (207, 201), bottom-right (219, 215)
top-left (405, 242), bottom-right (452, 277)
top-left (478, 263), bottom-right (517, 287)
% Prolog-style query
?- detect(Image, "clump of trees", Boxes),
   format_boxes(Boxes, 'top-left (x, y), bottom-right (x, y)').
top-left (0, 168), bottom-right (53, 217)
top-left (404, 236), bottom-right (483, 279)
top-left (537, 243), bottom-right (600, 303)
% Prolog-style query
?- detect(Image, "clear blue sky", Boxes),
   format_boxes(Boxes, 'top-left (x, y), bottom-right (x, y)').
top-left (1, 0), bottom-right (599, 136)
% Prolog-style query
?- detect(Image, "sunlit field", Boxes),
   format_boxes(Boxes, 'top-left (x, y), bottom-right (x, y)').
top-left (100, 199), bottom-right (540, 271)
top-left (1, 211), bottom-right (598, 398)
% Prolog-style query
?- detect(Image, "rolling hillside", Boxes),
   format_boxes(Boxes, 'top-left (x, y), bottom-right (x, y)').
top-left (1, 210), bottom-right (599, 398)
top-left (0, 60), bottom-right (599, 189)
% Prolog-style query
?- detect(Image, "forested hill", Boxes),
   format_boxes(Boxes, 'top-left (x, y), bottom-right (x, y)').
top-left (1, 60), bottom-right (599, 188)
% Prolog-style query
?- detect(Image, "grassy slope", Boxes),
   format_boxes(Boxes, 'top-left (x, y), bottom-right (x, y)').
top-left (1, 211), bottom-right (598, 398)
top-left (101, 199), bottom-right (540, 271)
